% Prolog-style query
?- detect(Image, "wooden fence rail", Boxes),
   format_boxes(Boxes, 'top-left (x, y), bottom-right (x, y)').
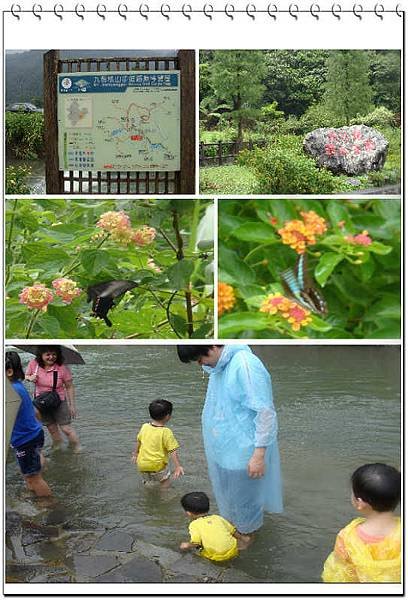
top-left (199, 139), bottom-right (268, 167)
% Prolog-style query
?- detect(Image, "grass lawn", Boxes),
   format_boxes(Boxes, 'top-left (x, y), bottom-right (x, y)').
top-left (199, 165), bottom-right (262, 195)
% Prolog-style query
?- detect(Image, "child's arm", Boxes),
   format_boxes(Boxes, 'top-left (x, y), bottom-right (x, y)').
top-left (180, 541), bottom-right (201, 551)
top-left (170, 449), bottom-right (184, 478)
top-left (131, 440), bottom-right (141, 464)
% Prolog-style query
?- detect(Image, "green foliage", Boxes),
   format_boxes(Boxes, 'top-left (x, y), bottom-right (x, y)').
top-left (205, 50), bottom-right (268, 140)
top-left (324, 51), bottom-right (374, 124)
top-left (200, 165), bottom-right (262, 195)
top-left (238, 136), bottom-right (345, 194)
top-left (370, 50), bottom-right (401, 114)
top-left (218, 199), bottom-right (400, 339)
top-left (367, 126), bottom-right (401, 188)
top-left (286, 103), bottom-right (345, 135)
top-left (6, 165), bottom-right (31, 194)
top-left (6, 199), bottom-right (214, 339)
top-left (350, 106), bottom-right (396, 128)
top-left (263, 50), bottom-right (328, 116)
top-left (5, 112), bottom-right (44, 159)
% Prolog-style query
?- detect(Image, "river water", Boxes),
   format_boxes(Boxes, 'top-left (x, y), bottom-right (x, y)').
top-left (6, 344), bottom-right (400, 583)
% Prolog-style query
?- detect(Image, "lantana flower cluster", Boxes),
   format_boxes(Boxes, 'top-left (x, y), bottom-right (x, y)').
top-left (260, 293), bottom-right (312, 332)
top-left (19, 278), bottom-right (82, 311)
top-left (345, 230), bottom-right (373, 246)
top-left (218, 282), bottom-right (236, 317)
top-left (276, 210), bottom-right (327, 254)
top-left (96, 210), bottom-right (156, 247)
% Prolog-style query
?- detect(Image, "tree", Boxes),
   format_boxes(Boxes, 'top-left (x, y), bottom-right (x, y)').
top-left (370, 50), bottom-right (401, 114)
top-left (324, 51), bottom-right (373, 124)
top-left (209, 51), bottom-right (267, 143)
top-left (263, 50), bottom-right (328, 117)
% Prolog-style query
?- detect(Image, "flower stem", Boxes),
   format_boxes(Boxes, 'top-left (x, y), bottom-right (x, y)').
top-left (25, 309), bottom-right (41, 338)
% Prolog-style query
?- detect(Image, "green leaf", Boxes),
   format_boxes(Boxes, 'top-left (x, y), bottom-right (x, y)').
top-left (219, 246), bottom-right (255, 285)
top-left (326, 200), bottom-right (353, 230)
top-left (367, 241), bottom-right (393, 256)
top-left (218, 312), bottom-right (270, 337)
top-left (308, 315), bottom-right (332, 332)
top-left (366, 321), bottom-right (400, 339)
top-left (231, 222), bottom-right (276, 243)
top-left (46, 304), bottom-right (80, 337)
top-left (79, 249), bottom-right (121, 277)
top-left (21, 243), bottom-right (70, 271)
top-left (314, 253), bottom-right (345, 287)
top-left (166, 259), bottom-right (194, 289)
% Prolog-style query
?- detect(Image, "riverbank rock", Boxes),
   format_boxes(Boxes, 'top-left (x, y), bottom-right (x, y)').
top-left (303, 125), bottom-right (388, 175)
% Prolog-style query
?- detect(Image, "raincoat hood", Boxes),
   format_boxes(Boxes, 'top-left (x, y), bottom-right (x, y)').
top-left (202, 344), bottom-right (252, 376)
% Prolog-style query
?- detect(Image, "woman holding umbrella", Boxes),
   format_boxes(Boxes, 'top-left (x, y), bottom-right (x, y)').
top-left (25, 345), bottom-right (81, 452)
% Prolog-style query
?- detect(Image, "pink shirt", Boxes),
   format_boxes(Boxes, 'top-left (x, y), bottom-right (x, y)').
top-left (26, 360), bottom-right (72, 401)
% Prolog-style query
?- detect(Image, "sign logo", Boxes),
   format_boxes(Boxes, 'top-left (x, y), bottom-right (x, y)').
top-left (61, 77), bottom-right (72, 90)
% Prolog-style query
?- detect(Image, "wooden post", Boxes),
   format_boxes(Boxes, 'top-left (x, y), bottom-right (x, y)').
top-left (44, 50), bottom-right (63, 194)
top-left (218, 141), bottom-right (223, 166)
top-left (178, 50), bottom-right (195, 195)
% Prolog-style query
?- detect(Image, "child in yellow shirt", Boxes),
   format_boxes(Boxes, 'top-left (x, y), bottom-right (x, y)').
top-left (131, 399), bottom-right (184, 487)
top-left (180, 491), bottom-right (245, 562)
top-left (322, 463), bottom-right (401, 583)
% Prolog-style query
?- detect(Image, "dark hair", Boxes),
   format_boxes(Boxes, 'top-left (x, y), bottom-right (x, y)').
top-left (149, 399), bottom-right (173, 421)
top-left (352, 463), bottom-right (400, 512)
top-left (35, 346), bottom-right (64, 368)
top-left (181, 492), bottom-right (210, 514)
top-left (6, 351), bottom-right (25, 381)
top-left (177, 345), bottom-right (224, 363)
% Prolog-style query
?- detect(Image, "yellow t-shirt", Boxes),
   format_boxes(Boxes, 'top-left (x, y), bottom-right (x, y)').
top-left (322, 517), bottom-right (401, 583)
top-left (136, 423), bottom-right (179, 472)
top-left (189, 514), bottom-right (238, 562)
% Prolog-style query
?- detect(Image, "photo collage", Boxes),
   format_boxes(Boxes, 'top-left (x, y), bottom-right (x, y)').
top-left (4, 45), bottom-right (401, 591)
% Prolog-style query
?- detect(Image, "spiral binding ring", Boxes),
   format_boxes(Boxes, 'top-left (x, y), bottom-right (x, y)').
top-left (331, 3), bottom-right (341, 19)
top-left (267, 4), bottom-right (278, 19)
top-left (246, 3), bottom-right (256, 19)
top-left (182, 4), bottom-right (192, 19)
top-left (118, 3), bottom-right (127, 19)
top-left (54, 3), bottom-right (63, 19)
top-left (288, 3), bottom-right (299, 19)
top-left (225, 3), bottom-right (234, 19)
top-left (374, 3), bottom-right (384, 19)
top-left (353, 3), bottom-right (363, 19)
top-left (203, 4), bottom-right (213, 19)
top-left (32, 3), bottom-right (42, 19)
top-left (6, 2), bottom-right (405, 20)
top-left (96, 4), bottom-right (107, 19)
top-left (74, 3), bottom-right (85, 19)
top-left (310, 3), bottom-right (320, 19)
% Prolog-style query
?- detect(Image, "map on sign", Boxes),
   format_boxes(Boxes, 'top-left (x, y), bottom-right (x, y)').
top-left (57, 71), bottom-right (180, 172)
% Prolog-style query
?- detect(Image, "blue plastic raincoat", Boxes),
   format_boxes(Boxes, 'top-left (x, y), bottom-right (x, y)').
top-left (202, 345), bottom-right (283, 534)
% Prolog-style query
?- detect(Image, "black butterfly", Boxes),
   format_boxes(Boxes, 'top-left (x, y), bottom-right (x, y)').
top-left (87, 280), bottom-right (138, 327)
top-left (280, 254), bottom-right (327, 315)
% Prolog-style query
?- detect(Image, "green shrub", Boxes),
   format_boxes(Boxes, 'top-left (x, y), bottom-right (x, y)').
top-left (200, 165), bottom-right (262, 194)
top-left (5, 112), bottom-right (44, 159)
top-left (238, 136), bottom-right (345, 194)
top-left (351, 106), bottom-right (396, 128)
top-left (6, 165), bottom-right (31, 194)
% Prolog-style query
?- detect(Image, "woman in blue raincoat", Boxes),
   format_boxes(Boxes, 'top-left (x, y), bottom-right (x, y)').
top-left (177, 344), bottom-right (283, 538)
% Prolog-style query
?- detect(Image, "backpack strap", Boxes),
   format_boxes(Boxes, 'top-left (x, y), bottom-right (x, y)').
top-left (52, 370), bottom-right (58, 391)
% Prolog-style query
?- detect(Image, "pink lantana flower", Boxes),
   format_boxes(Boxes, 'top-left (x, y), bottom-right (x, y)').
top-left (131, 226), bottom-right (157, 246)
top-left (19, 284), bottom-right (54, 311)
top-left (52, 278), bottom-right (82, 304)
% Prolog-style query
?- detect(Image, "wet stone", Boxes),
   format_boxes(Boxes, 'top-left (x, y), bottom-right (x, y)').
top-left (169, 553), bottom-right (223, 579)
top-left (62, 517), bottom-right (100, 531)
top-left (73, 554), bottom-right (120, 579)
top-left (6, 563), bottom-right (44, 582)
top-left (94, 530), bottom-right (134, 552)
top-left (21, 523), bottom-right (61, 545)
top-left (6, 511), bottom-right (23, 536)
top-left (132, 540), bottom-right (181, 570)
top-left (64, 531), bottom-right (103, 554)
top-left (94, 555), bottom-right (162, 583)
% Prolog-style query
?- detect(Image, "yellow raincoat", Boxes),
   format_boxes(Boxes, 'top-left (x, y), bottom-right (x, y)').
top-left (322, 517), bottom-right (401, 583)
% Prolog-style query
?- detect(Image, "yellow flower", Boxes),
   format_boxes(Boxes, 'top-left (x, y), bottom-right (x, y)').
top-left (278, 210), bottom-right (327, 254)
top-left (218, 282), bottom-right (236, 316)
top-left (259, 293), bottom-right (312, 331)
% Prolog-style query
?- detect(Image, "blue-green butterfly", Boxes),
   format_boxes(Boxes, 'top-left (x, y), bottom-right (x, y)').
top-left (280, 254), bottom-right (328, 315)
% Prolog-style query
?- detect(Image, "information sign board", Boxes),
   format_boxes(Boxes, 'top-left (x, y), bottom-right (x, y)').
top-left (57, 70), bottom-right (180, 172)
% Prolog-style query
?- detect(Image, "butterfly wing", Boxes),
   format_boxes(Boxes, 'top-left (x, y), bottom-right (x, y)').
top-left (281, 255), bottom-right (327, 315)
top-left (87, 280), bottom-right (138, 326)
